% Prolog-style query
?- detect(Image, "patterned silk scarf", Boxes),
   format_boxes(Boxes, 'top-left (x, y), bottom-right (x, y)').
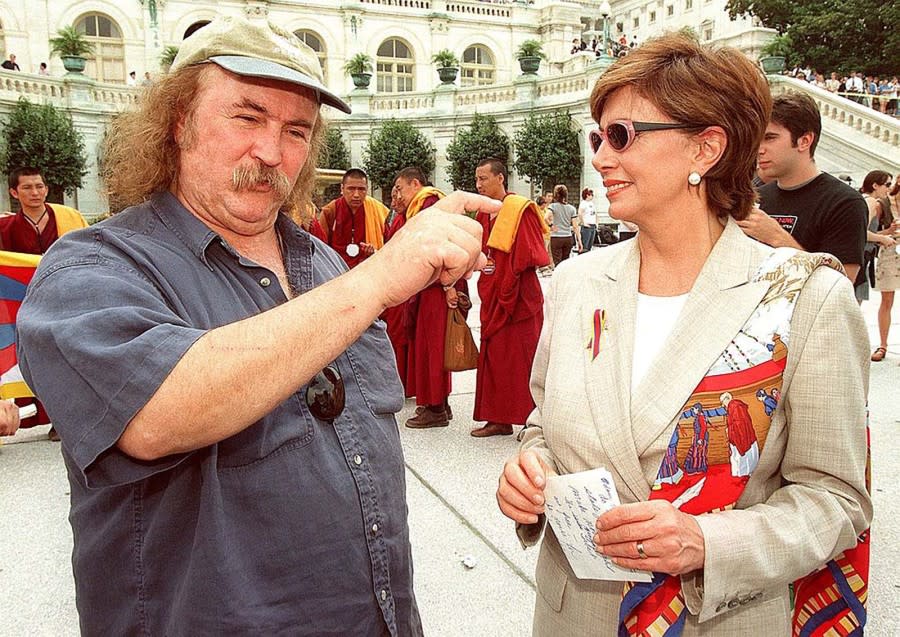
top-left (618, 250), bottom-right (870, 637)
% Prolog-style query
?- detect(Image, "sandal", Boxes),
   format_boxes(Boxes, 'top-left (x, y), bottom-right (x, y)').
top-left (871, 347), bottom-right (887, 362)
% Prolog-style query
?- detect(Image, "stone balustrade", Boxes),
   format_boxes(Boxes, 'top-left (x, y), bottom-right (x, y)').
top-left (0, 70), bottom-right (139, 113)
top-left (536, 72), bottom-right (594, 98)
top-left (769, 75), bottom-right (899, 151)
top-left (371, 93), bottom-right (435, 113)
top-left (454, 84), bottom-right (517, 107)
top-left (446, 2), bottom-right (511, 18)
top-left (359, 0), bottom-right (432, 8)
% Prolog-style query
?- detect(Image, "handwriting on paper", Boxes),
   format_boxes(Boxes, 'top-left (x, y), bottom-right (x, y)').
top-left (544, 468), bottom-right (652, 582)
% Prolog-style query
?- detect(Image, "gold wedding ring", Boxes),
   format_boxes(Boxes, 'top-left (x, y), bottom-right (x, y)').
top-left (636, 541), bottom-right (647, 559)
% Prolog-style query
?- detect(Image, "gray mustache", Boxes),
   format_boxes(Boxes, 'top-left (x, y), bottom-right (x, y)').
top-left (232, 164), bottom-right (292, 199)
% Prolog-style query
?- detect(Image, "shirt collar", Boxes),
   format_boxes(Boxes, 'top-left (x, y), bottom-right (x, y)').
top-left (149, 191), bottom-right (313, 268)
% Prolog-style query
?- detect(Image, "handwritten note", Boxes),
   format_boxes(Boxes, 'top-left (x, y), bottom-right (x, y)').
top-left (544, 468), bottom-right (652, 582)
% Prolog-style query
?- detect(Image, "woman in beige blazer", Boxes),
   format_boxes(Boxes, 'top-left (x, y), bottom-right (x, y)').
top-left (497, 34), bottom-right (872, 636)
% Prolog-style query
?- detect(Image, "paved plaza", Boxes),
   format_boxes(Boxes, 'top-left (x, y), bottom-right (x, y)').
top-left (1, 273), bottom-right (898, 636)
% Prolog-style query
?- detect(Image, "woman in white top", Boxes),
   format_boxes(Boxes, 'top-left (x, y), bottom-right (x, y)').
top-left (496, 33), bottom-right (870, 636)
top-left (577, 188), bottom-right (597, 253)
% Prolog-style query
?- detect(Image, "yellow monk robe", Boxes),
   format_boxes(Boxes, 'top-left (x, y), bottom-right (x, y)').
top-left (474, 194), bottom-right (550, 424)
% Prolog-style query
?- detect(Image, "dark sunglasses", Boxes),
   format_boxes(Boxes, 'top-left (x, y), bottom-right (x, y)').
top-left (588, 120), bottom-right (708, 153)
top-left (305, 365), bottom-right (345, 423)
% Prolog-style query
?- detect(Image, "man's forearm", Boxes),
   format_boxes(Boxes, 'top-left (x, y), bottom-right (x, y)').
top-left (119, 261), bottom-right (388, 461)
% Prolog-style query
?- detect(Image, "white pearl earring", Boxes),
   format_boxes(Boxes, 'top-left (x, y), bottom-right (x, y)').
top-left (688, 171), bottom-right (702, 186)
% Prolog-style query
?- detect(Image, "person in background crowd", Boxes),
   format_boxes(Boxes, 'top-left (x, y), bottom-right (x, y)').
top-left (38, 62), bottom-right (49, 76)
top-left (16, 17), bottom-right (493, 635)
top-left (318, 168), bottom-right (388, 269)
top-left (740, 92), bottom-right (867, 291)
top-left (497, 32), bottom-right (870, 636)
top-left (2, 166), bottom-right (88, 441)
top-left (126, 71), bottom-right (137, 87)
top-left (141, 71), bottom-right (153, 86)
top-left (393, 166), bottom-right (471, 429)
top-left (546, 184), bottom-right (577, 266)
top-left (470, 158), bottom-right (548, 437)
top-left (2, 54), bottom-right (20, 71)
top-left (825, 72), bottom-right (840, 93)
top-left (862, 171), bottom-right (899, 361)
top-left (577, 188), bottom-right (597, 254)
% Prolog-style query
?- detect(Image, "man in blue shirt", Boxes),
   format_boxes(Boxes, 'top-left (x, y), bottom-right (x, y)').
top-left (17, 16), bottom-right (494, 636)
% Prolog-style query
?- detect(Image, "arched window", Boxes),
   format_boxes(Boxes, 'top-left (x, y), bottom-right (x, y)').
top-left (76, 13), bottom-right (124, 83)
top-left (376, 38), bottom-right (414, 93)
top-left (460, 45), bottom-right (495, 87)
top-left (294, 30), bottom-right (326, 80)
top-left (183, 21), bottom-right (211, 40)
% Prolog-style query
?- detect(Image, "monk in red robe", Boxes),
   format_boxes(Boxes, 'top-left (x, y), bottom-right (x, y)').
top-left (381, 186), bottom-right (413, 395)
top-left (470, 159), bottom-right (549, 437)
top-left (393, 167), bottom-right (467, 428)
top-left (318, 168), bottom-right (387, 269)
top-left (1, 167), bottom-right (89, 441)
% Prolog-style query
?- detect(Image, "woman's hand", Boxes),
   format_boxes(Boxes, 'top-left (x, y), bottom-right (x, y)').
top-left (879, 234), bottom-right (897, 248)
top-left (497, 450), bottom-right (551, 524)
top-left (594, 501), bottom-right (705, 575)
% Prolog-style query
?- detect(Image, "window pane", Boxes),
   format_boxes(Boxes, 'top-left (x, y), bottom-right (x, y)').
top-left (378, 40), bottom-right (393, 57)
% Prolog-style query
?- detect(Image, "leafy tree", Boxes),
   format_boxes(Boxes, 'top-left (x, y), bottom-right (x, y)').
top-left (0, 97), bottom-right (88, 203)
top-left (514, 111), bottom-right (581, 196)
top-left (445, 114), bottom-right (510, 191)
top-left (726, 0), bottom-right (898, 75)
top-left (318, 126), bottom-right (351, 171)
top-left (363, 119), bottom-right (435, 195)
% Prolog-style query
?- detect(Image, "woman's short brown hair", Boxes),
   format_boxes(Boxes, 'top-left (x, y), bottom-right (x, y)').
top-left (589, 33), bottom-right (771, 220)
top-left (553, 184), bottom-right (568, 203)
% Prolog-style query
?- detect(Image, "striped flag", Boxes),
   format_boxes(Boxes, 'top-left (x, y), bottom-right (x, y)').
top-left (0, 250), bottom-right (40, 399)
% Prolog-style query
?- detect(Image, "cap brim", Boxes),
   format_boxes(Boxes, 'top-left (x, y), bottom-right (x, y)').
top-left (210, 56), bottom-right (351, 114)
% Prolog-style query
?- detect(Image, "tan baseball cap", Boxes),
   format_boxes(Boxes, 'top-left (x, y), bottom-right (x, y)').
top-left (171, 16), bottom-right (351, 114)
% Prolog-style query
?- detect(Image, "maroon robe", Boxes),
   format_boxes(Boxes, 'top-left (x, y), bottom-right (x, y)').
top-left (381, 211), bottom-right (413, 396)
top-left (473, 201), bottom-right (549, 424)
top-left (320, 198), bottom-right (371, 269)
top-left (0, 205), bottom-right (60, 427)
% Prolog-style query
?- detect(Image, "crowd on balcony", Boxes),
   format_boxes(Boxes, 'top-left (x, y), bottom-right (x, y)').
top-left (570, 33), bottom-right (637, 58)
top-left (784, 65), bottom-right (898, 117)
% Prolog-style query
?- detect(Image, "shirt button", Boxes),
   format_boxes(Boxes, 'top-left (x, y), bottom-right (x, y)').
top-left (259, 277), bottom-right (271, 287)
top-left (372, 523), bottom-right (379, 534)
top-left (354, 455), bottom-right (362, 465)
top-left (380, 589), bottom-right (387, 601)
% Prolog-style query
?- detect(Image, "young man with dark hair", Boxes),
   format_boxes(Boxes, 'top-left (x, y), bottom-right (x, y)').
top-left (2, 167), bottom-right (88, 440)
top-left (470, 159), bottom-right (548, 437)
top-left (318, 167), bottom-right (388, 268)
top-left (738, 92), bottom-right (867, 286)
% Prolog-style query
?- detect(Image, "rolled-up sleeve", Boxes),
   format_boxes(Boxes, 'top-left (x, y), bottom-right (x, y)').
top-left (17, 251), bottom-right (205, 488)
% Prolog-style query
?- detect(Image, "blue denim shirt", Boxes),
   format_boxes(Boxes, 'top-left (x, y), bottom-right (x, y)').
top-left (17, 192), bottom-right (421, 636)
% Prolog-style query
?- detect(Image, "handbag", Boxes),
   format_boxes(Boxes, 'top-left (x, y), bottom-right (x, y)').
top-left (443, 294), bottom-right (479, 371)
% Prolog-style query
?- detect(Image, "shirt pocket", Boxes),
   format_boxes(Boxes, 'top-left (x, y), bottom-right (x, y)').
top-left (345, 322), bottom-right (404, 415)
top-left (216, 393), bottom-right (315, 470)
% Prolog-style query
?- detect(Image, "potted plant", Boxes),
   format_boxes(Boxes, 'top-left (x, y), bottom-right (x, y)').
top-left (160, 45), bottom-right (179, 72)
top-left (516, 39), bottom-right (546, 75)
top-left (49, 26), bottom-right (95, 74)
top-left (758, 34), bottom-right (791, 75)
top-left (432, 49), bottom-right (459, 85)
top-left (344, 53), bottom-right (373, 89)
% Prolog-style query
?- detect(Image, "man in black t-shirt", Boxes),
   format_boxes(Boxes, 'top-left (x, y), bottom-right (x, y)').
top-left (738, 92), bottom-right (866, 285)
top-left (1, 54), bottom-right (21, 71)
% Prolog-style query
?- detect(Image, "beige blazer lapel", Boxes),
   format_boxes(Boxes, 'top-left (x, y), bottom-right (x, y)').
top-left (630, 221), bottom-right (770, 474)
top-left (582, 241), bottom-right (649, 502)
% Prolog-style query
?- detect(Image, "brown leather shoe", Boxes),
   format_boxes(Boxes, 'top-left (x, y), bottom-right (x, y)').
top-left (470, 422), bottom-right (514, 437)
top-left (415, 403), bottom-right (453, 419)
top-left (405, 407), bottom-right (449, 429)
